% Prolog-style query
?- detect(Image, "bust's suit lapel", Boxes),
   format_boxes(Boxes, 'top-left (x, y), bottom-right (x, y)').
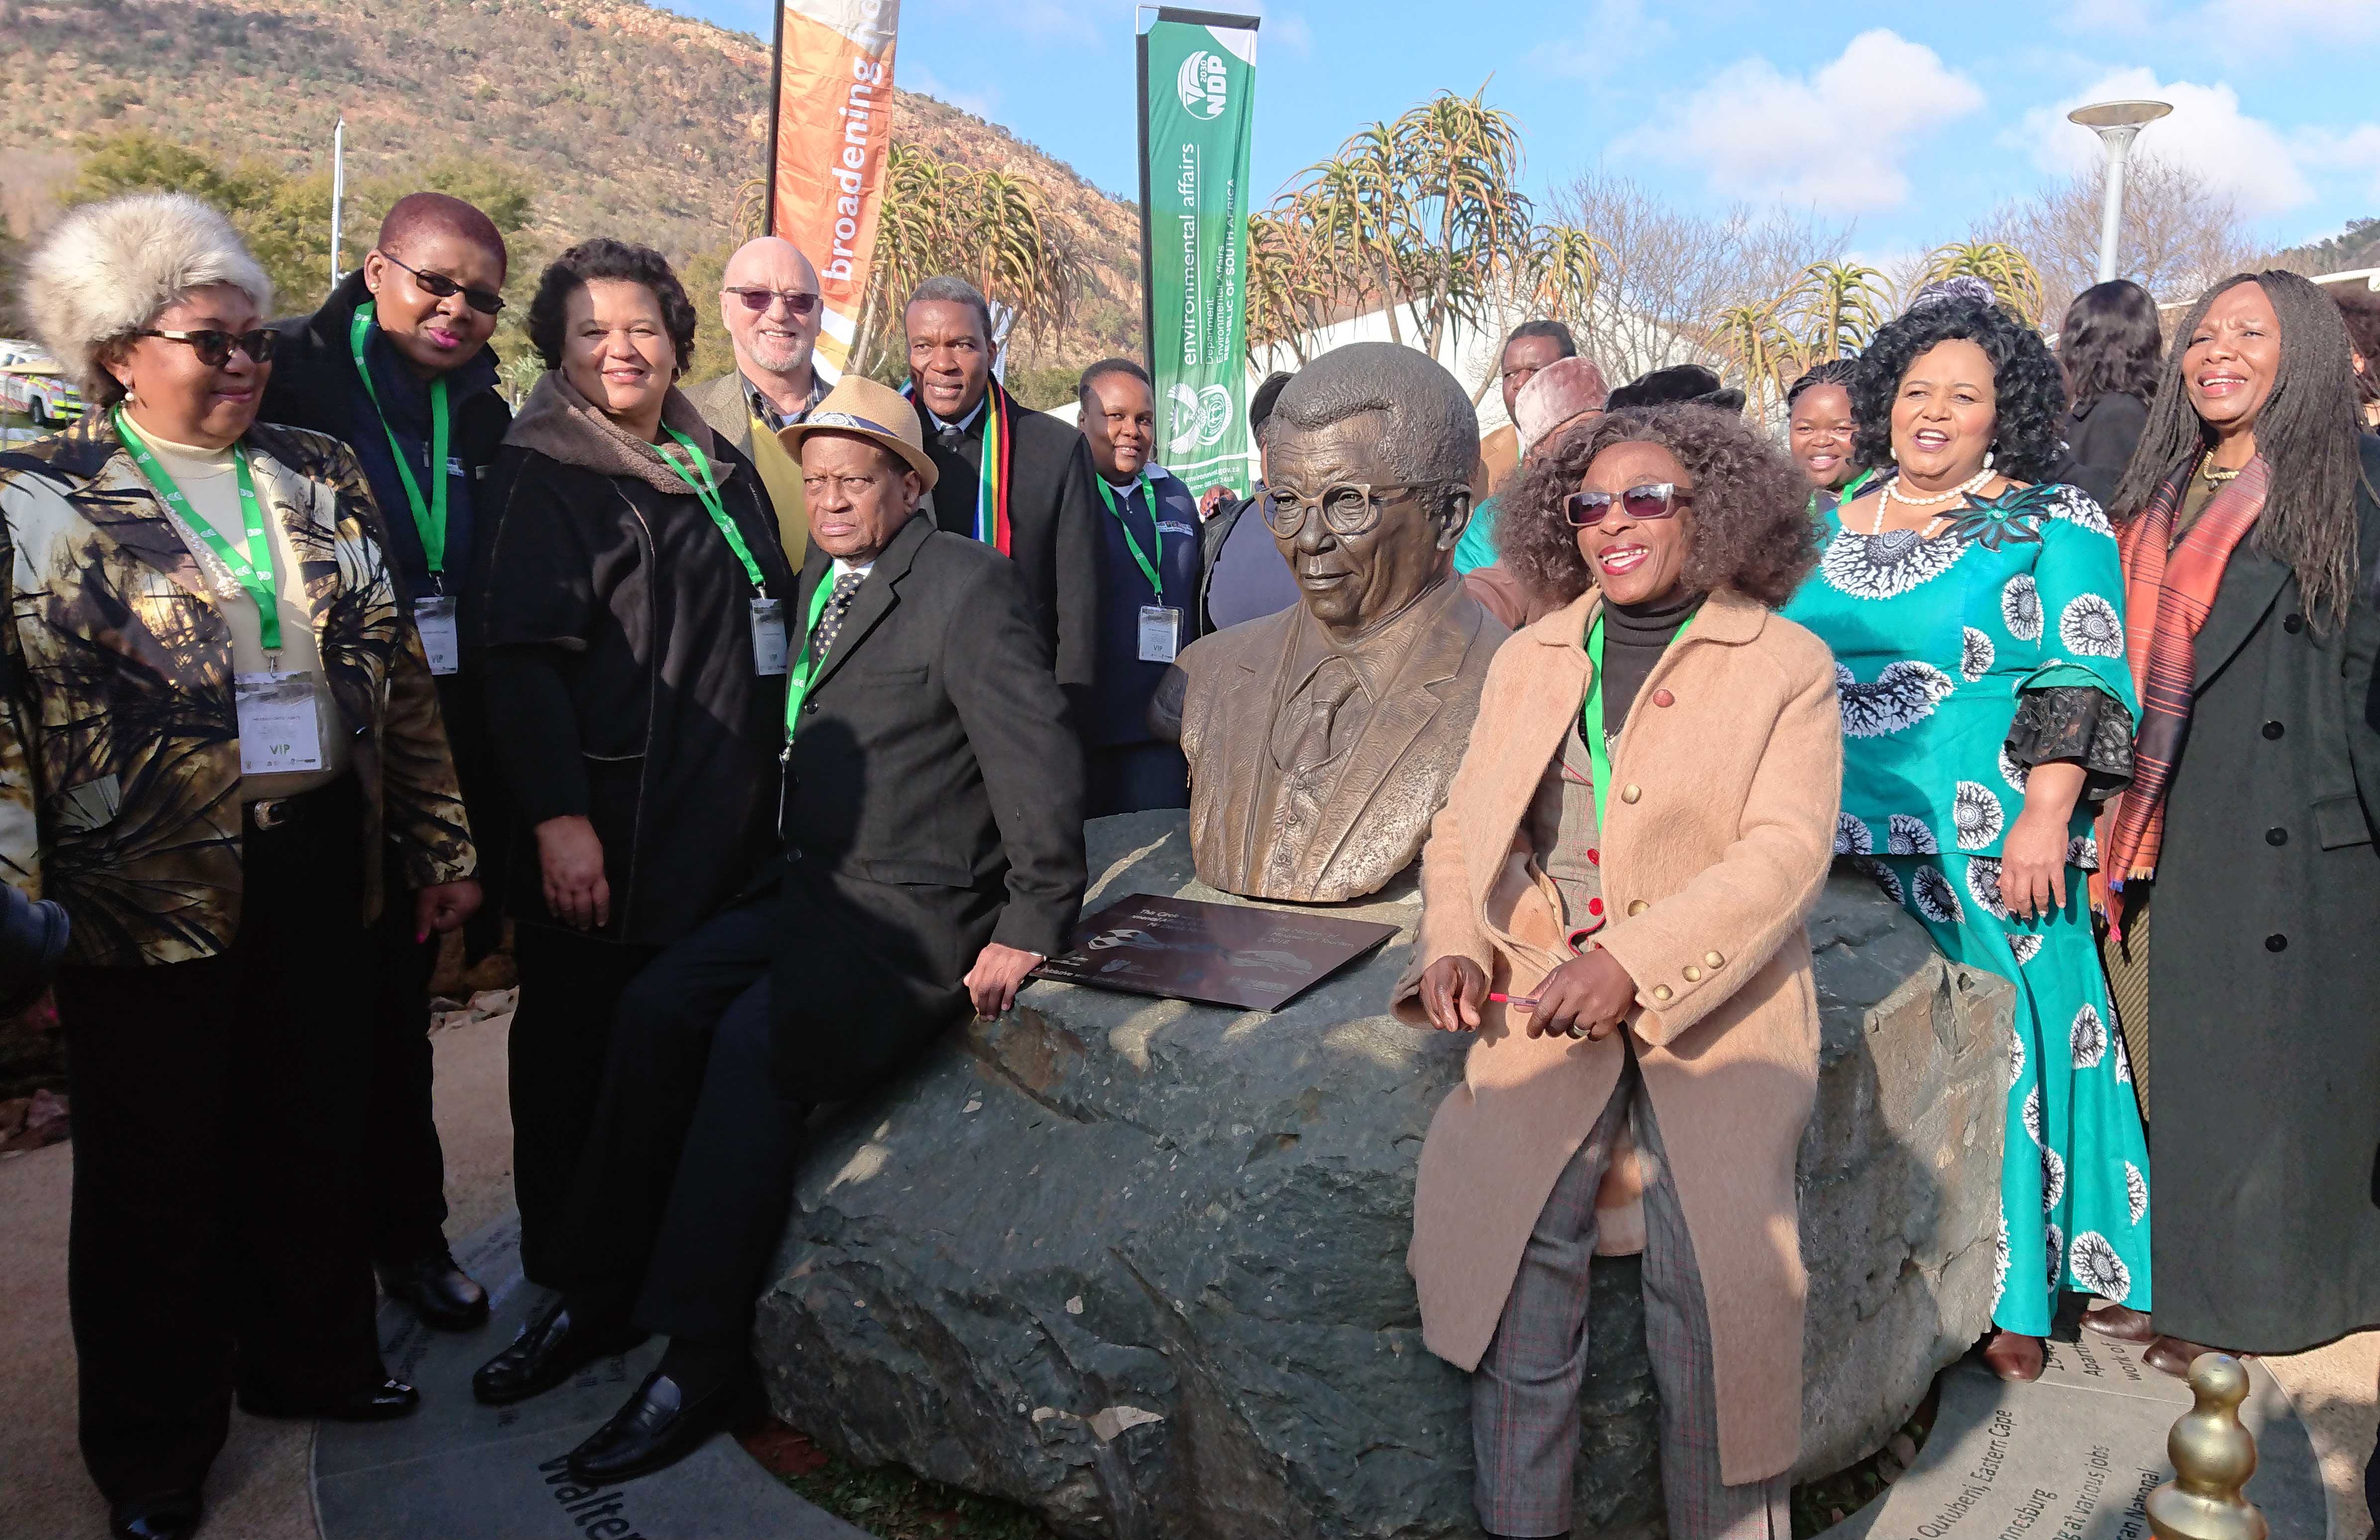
top-left (1300, 582), bottom-right (1485, 885)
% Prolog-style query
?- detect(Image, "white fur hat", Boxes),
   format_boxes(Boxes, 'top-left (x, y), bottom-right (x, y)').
top-left (20, 192), bottom-right (273, 398)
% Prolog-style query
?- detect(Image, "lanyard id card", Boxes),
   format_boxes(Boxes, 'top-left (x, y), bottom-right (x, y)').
top-left (414, 595), bottom-right (460, 675)
top-left (750, 596), bottom-right (789, 676)
top-left (1138, 605), bottom-right (1183, 664)
top-left (236, 672), bottom-right (325, 776)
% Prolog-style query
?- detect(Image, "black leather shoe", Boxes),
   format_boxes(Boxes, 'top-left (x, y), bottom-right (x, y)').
top-left (472, 1297), bottom-right (647, 1406)
top-left (565, 1368), bottom-right (751, 1484)
top-left (379, 1248), bottom-right (491, 1331)
top-left (109, 1490), bottom-right (200, 1540)
top-left (240, 1376), bottom-right (419, 1422)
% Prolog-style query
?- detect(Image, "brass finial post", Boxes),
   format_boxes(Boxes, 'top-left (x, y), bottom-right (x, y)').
top-left (2146, 1354), bottom-right (2268, 1540)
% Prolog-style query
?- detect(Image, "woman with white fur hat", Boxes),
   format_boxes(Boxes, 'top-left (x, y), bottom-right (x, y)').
top-left (0, 192), bottom-right (480, 1540)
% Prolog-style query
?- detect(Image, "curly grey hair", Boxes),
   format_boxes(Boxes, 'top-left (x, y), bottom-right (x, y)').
top-left (19, 192), bottom-right (273, 404)
top-left (1269, 341), bottom-right (1479, 489)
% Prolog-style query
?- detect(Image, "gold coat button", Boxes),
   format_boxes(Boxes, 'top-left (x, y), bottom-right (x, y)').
top-left (1627, 899), bottom-right (1649, 916)
top-left (1705, 951), bottom-right (1724, 967)
top-left (1620, 783), bottom-right (1641, 804)
top-left (1652, 984), bottom-right (1674, 1002)
top-left (1684, 965), bottom-right (1703, 982)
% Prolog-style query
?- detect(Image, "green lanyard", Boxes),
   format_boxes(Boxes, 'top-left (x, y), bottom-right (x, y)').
top-left (1581, 608), bottom-right (1693, 831)
top-left (781, 576), bottom-right (839, 741)
top-left (1092, 472), bottom-right (1164, 601)
top-left (114, 406), bottom-right (282, 653)
top-left (348, 303), bottom-right (450, 579)
top-left (1806, 468), bottom-right (1878, 523)
top-left (655, 427), bottom-right (766, 591)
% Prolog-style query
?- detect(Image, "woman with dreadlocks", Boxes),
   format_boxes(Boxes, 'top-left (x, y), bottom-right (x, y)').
top-left (2078, 271), bottom-right (2380, 1377)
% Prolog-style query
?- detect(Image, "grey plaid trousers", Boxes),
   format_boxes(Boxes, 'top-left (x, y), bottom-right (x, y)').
top-left (1472, 1051), bottom-right (1790, 1540)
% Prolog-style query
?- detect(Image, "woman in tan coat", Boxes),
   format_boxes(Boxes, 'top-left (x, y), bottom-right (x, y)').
top-left (1394, 403), bottom-right (1841, 1540)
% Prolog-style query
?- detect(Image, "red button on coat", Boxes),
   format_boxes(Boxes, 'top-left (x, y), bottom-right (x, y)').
top-left (1587, 848), bottom-right (1600, 865)
top-left (1587, 897), bottom-right (1603, 915)
top-left (1651, 688), bottom-right (1675, 707)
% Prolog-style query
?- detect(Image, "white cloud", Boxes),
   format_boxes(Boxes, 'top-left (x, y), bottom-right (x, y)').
top-left (1236, 0), bottom-right (1313, 57)
top-left (2063, 0), bottom-right (2156, 26)
top-left (1615, 30), bottom-right (1984, 213)
top-left (2016, 69), bottom-right (2314, 216)
top-left (2296, 123), bottom-right (2380, 201)
top-left (1548, 0), bottom-right (1674, 75)
top-left (901, 65), bottom-right (1003, 121)
top-left (2198, 0), bottom-right (2380, 45)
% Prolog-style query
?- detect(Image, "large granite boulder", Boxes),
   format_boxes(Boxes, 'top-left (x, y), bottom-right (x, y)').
top-left (754, 813), bottom-right (2009, 1540)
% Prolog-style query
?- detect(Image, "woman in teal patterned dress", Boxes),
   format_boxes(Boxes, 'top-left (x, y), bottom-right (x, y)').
top-left (1781, 285), bottom-right (2151, 1382)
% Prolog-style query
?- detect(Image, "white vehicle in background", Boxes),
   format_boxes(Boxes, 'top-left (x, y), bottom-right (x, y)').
top-left (0, 340), bottom-right (85, 429)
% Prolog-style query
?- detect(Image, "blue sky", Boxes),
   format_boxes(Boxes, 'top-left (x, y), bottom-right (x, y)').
top-left (682, 0), bottom-right (2380, 255)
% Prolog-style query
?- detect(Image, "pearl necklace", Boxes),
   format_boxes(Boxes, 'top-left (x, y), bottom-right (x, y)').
top-left (1869, 468), bottom-right (1996, 535)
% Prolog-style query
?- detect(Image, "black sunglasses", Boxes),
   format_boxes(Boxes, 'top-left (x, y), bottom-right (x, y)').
top-left (723, 286), bottom-right (822, 318)
top-left (382, 252), bottom-right (505, 315)
top-left (138, 328), bottom-right (278, 367)
top-left (1564, 482), bottom-right (1692, 528)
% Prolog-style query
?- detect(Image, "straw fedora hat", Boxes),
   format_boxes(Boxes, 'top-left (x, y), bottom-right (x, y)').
top-left (776, 374), bottom-right (940, 490)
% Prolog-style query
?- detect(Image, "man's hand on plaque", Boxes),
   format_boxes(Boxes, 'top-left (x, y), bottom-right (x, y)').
top-left (965, 942), bottom-right (1045, 1019)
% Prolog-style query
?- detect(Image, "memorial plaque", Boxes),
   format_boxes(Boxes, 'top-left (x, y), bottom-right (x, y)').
top-left (1032, 892), bottom-right (1400, 1011)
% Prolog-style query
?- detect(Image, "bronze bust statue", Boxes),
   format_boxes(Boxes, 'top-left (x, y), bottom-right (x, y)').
top-left (1152, 342), bottom-right (1506, 902)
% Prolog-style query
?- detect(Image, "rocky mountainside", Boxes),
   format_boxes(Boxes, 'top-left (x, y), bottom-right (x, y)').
top-left (0, 0), bottom-right (1143, 366)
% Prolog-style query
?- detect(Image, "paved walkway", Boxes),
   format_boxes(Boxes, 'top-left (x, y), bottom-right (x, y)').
top-left (3, 1008), bottom-right (2374, 1539)
top-left (2, 1011), bottom-right (514, 1540)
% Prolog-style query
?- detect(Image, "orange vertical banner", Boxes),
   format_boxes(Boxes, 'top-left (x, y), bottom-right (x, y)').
top-left (770, 0), bottom-right (900, 384)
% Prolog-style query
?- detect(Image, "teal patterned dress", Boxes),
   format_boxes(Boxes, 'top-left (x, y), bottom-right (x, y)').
top-left (1781, 481), bottom-right (2152, 1335)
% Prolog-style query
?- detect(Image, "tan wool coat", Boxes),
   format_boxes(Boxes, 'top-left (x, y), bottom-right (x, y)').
top-left (1391, 586), bottom-right (1841, 1484)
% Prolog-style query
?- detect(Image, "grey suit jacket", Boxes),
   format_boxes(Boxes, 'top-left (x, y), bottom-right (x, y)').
top-left (686, 371), bottom-right (757, 459)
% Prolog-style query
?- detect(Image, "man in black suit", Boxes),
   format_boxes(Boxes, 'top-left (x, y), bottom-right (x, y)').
top-left (905, 275), bottom-right (1101, 715)
top-left (468, 375), bottom-right (1087, 1483)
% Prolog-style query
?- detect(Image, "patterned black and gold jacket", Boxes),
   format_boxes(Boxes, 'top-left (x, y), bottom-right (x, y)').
top-left (0, 414), bottom-right (476, 965)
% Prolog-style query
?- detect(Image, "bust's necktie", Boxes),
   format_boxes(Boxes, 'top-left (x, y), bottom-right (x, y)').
top-left (1263, 658), bottom-right (1360, 893)
top-left (935, 424), bottom-right (965, 454)
top-left (810, 571), bottom-right (867, 664)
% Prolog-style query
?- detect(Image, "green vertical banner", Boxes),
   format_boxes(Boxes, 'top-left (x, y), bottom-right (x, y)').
top-left (1138, 9), bottom-right (1258, 498)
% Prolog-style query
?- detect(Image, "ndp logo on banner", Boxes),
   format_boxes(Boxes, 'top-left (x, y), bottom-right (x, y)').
top-left (1167, 384), bottom-right (1235, 455)
top-left (1176, 50), bottom-right (1229, 119)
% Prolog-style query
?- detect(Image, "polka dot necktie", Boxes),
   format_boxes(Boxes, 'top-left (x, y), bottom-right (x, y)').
top-left (810, 571), bottom-right (867, 664)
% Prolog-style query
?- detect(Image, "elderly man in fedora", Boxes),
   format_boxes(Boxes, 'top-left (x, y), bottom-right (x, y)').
top-left (472, 373), bottom-right (1087, 1485)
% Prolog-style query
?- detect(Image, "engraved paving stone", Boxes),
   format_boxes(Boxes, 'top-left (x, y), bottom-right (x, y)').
top-left (1817, 1348), bottom-right (2324, 1540)
top-left (312, 1216), bottom-right (868, 1540)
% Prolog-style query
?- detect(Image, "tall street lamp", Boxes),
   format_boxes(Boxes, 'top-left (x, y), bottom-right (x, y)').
top-left (2069, 99), bottom-right (2173, 285)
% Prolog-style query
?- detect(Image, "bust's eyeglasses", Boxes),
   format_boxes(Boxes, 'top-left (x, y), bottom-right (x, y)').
top-left (381, 252), bottom-right (505, 315)
top-left (1565, 482), bottom-right (1692, 529)
top-left (724, 287), bottom-right (822, 318)
top-left (1260, 480), bottom-right (1457, 538)
top-left (138, 328), bottom-right (278, 367)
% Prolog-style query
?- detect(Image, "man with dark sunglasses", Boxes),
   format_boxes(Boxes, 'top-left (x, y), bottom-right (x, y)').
top-left (688, 235), bottom-right (829, 565)
top-left (262, 190), bottom-right (516, 1337)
